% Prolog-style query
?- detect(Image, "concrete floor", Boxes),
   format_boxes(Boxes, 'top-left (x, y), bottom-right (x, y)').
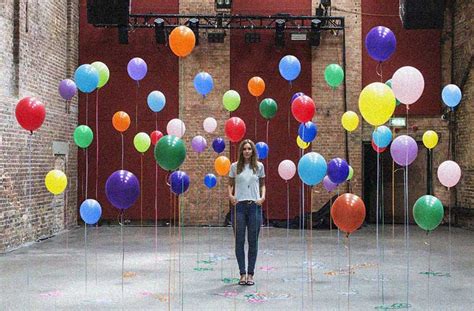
top-left (1, 225), bottom-right (473, 310)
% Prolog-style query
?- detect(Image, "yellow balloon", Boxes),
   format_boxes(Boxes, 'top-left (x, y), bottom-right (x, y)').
top-left (296, 136), bottom-right (310, 150)
top-left (341, 111), bottom-right (359, 132)
top-left (358, 82), bottom-right (396, 126)
top-left (45, 169), bottom-right (67, 195)
top-left (422, 130), bottom-right (439, 149)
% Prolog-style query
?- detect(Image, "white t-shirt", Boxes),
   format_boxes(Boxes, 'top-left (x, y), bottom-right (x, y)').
top-left (229, 162), bottom-right (265, 202)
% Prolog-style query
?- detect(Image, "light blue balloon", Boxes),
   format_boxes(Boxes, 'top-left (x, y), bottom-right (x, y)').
top-left (147, 91), bottom-right (166, 112)
top-left (372, 125), bottom-right (392, 148)
top-left (279, 55), bottom-right (301, 82)
top-left (74, 64), bottom-right (99, 93)
top-left (80, 199), bottom-right (102, 225)
top-left (297, 152), bottom-right (327, 186)
top-left (193, 72), bottom-right (214, 96)
top-left (441, 84), bottom-right (462, 108)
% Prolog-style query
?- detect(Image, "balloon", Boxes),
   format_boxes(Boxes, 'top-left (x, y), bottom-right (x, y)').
top-left (324, 64), bottom-right (344, 88)
top-left (203, 117), bottom-right (217, 133)
top-left (437, 160), bottom-right (461, 188)
top-left (298, 121), bottom-right (318, 143)
top-left (392, 66), bottom-right (425, 105)
top-left (390, 135), bottom-right (418, 166)
top-left (372, 125), bottom-right (392, 148)
top-left (133, 132), bottom-right (151, 153)
top-left (365, 26), bottom-right (396, 62)
top-left (327, 158), bottom-right (350, 184)
top-left (58, 79), bottom-right (77, 100)
top-left (224, 117), bottom-right (246, 143)
top-left (150, 130), bottom-right (163, 146)
top-left (74, 125), bottom-right (93, 148)
top-left (204, 173), bottom-right (217, 189)
top-left (371, 139), bottom-right (386, 153)
top-left (154, 135), bottom-right (186, 171)
top-left (331, 193), bottom-right (366, 234)
top-left (422, 130), bottom-right (438, 149)
top-left (358, 82), bottom-right (396, 126)
top-left (384, 79), bottom-right (401, 106)
top-left (291, 92), bottom-right (305, 103)
top-left (347, 166), bottom-right (354, 180)
top-left (169, 26), bottom-right (196, 57)
top-left (127, 57), bottom-right (147, 81)
top-left (248, 76), bottom-right (265, 97)
top-left (169, 171), bottom-right (190, 195)
top-left (292, 95), bottom-right (315, 123)
top-left (212, 137), bottom-right (226, 153)
top-left (74, 64), bottom-right (99, 93)
top-left (279, 55), bottom-right (301, 82)
top-left (442, 84), bottom-right (462, 108)
top-left (259, 98), bottom-right (278, 120)
top-left (45, 170), bottom-right (67, 195)
top-left (255, 142), bottom-right (269, 160)
top-left (215, 156), bottom-right (231, 176)
top-left (278, 160), bottom-right (296, 181)
top-left (298, 152), bottom-right (327, 186)
top-left (341, 111), bottom-right (359, 132)
top-left (194, 72), bottom-right (214, 97)
top-left (413, 195), bottom-right (444, 231)
top-left (296, 136), bottom-right (310, 149)
top-left (15, 97), bottom-right (46, 132)
top-left (91, 61), bottom-right (110, 88)
top-left (223, 90), bottom-right (241, 112)
top-left (166, 118), bottom-right (186, 138)
top-left (80, 199), bottom-right (102, 225)
top-left (112, 111), bottom-right (131, 132)
top-left (147, 91), bottom-right (166, 113)
top-left (191, 135), bottom-right (207, 153)
top-left (105, 170), bottom-right (140, 210)
top-left (323, 176), bottom-right (338, 192)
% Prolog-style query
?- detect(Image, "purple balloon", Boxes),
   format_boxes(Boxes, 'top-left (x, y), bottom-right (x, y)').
top-left (390, 135), bottom-right (418, 166)
top-left (327, 158), bottom-right (349, 184)
top-left (291, 92), bottom-right (305, 103)
top-left (105, 170), bottom-right (140, 210)
top-left (323, 175), bottom-right (338, 192)
top-left (191, 135), bottom-right (207, 153)
top-left (169, 171), bottom-right (190, 195)
top-left (127, 57), bottom-right (148, 81)
top-left (212, 137), bottom-right (226, 153)
top-left (58, 79), bottom-right (77, 100)
top-left (365, 26), bottom-right (396, 62)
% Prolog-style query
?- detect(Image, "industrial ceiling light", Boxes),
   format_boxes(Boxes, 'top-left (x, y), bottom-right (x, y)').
top-left (188, 18), bottom-right (200, 45)
top-left (275, 19), bottom-right (285, 47)
top-left (245, 32), bottom-right (260, 44)
top-left (154, 18), bottom-right (166, 44)
top-left (215, 0), bottom-right (232, 9)
top-left (308, 19), bottom-right (321, 46)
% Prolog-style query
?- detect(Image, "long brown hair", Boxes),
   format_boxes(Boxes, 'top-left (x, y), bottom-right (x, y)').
top-left (236, 139), bottom-right (258, 174)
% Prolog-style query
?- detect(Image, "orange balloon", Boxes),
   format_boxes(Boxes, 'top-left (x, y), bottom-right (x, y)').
top-left (331, 193), bottom-right (366, 234)
top-left (214, 156), bottom-right (231, 176)
top-left (169, 26), bottom-right (196, 57)
top-left (248, 76), bottom-right (265, 97)
top-left (112, 111), bottom-right (131, 132)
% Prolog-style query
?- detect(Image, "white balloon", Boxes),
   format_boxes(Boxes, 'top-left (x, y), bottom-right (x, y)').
top-left (392, 66), bottom-right (425, 105)
top-left (203, 117), bottom-right (217, 133)
top-left (278, 160), bottom-right (296, 181)
top-left (166, 118), bottom-right (186, 138)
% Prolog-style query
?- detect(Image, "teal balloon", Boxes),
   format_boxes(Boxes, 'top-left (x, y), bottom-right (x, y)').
top-left (297, 152), bottom-right (327, 186)
top-left (259, 98), bottom-right (278, 120)
top-left (413, 195), bottom-right (444, 231)
top-left (74, 125), bottom-right (93, 148)
top-left (385, 79), bottom-right (401, 106)
top-left (324, 64), bottom-right (344, 88)
top-left (154, 135), bottom-right (186, 171)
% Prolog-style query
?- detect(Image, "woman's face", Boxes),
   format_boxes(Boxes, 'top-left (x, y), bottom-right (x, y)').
top-left (242, 143), bottom-right (253, 160)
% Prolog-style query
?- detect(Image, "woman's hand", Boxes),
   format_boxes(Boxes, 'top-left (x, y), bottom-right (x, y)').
top-left (229, 195), bottom-right (238, 206)
top-left (256, 198), bottom-right (265, 206)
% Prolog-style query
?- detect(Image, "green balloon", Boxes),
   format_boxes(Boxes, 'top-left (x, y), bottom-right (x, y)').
top-left (259, 98), bottom-right (278, 120)
top-left (73, 125), bottom-right (93, 148)
top-left (154, 135), bottom-right (186, 171)
top-left (346, 166), bottom-right (354, 180)
top-left (91, 61), bottom-right (110, 89)
top-left (385, 79), bottom-right (401, 106)
top-left (223, 90), bottom-right (241, 112)
top-left (413, 195), bottom-right (444, 231)
top-left (324, 64), bottom-right (344, 88)
top-left (134, 132), bottom-right (151, 153)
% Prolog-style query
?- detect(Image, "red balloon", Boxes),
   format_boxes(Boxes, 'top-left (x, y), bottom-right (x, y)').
top-left (371, 139), bottom-right (386, 153)
top-left (224, 117), bottom-right (246, 143)
top-left (150, 130), bottom-right (164, 146)
top-left (15, 97), bottom-right (46, 132)
top-left (331, 193), bottom-right (366, 234)
top-left (291, 95), bottom-right (315, 123)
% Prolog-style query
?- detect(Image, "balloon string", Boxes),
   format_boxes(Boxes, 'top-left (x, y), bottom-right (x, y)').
top-left (140, 154), bottom-right (143, 227)
top-left (120, 211), bottom-right (125, 305)
top-left (376, 144), bottom-right (381, 301)
top-left (135, 81), bottom-right (139, 132)
top-left (154, 163), bottom-right (158, 290)
top-left (168, 187), bottom-right (173, 307)
top-left (121, 133), bottom-right (124, 170)
top-left (347, 235), bottom-right (351, 309)
top-left (95, 89), bottom-right (99, 199)
top-left (286, 182), bottom-right (290, 272)
top-left (85, 148), bottom-right (88, 199)
top-left (255, 97), bottom-right (258, 139)
top-left (309, 187), bottom-right (314, 308)
top-left (376, 62), bottom-right (383, 82)
top-left (301, 174), bottom-right (305, 310)
top-left (85, 93), bottom-right (89, 126)
top-left (84, 224), bottom-right (88, 293)
top-left (427, 232), bottom-right (431, 310)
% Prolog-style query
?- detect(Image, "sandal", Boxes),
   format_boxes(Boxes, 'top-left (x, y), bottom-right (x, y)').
top-left (246, 275), bottom-right (255, 286)
top-left (238, 274), bottom-right (247, 285)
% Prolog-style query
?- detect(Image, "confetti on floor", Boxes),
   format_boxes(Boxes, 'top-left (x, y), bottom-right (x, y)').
top-left (419, 271), bottom-right (451, 277)
top-left (140, 291), bottom-right (168, 302)
top-left (196, 259), bottom-right (215, 264)
top-left (259, 266), bottom-right (276, 271)
top-left (193, 267), bottom-right (214, 271)
top-left (375, 303), bottom-right (411, 310)
top-left (123, 271), bottom-right (137, 278)
top-left (325, 262), bottom-right (377, 276)
top-left (222, 277), bottom-right (240, 284)
top-left (39, 290), bottom-right (63, 298)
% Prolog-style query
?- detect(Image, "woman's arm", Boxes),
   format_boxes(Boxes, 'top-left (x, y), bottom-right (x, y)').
top-left (228, 177), bottom-right (237, 205)
top-left (256, 177), bottom-right (266, 206)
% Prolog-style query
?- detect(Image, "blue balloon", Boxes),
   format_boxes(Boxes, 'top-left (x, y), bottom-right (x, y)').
top-left (327, 158), bottom-right (349, 184)
top-left (298, 152), bottom-right (327, 186)
top-left (255, 142), bottom-right (269, 160)
top-left (291, 92), bottom-right (305, 103)
top-left (105, 170), bottom-right (140, 210)
top-left (365, 26), bottom-right (396, 62)
top-left (80, 199), bottom-right (102, 225)
top-left (204, 173), bottom-right (217, 189)
top-left (74, 64), bottom-right (99, 93)
top-left (147, 91), bottom-right (166, 112)
top-left (298, 122), bottom-right (318, 143)
top-left (169, 171), bottom-right (190, 195)
top-left (193, 72), bottom-right (214, 97)
top-left (212, 137), bottom-right (225, 153)
top-left (372, 125), bottom-right (392, 148)
top-left (441, 84), bottom-right (462, 108)
top-left (279, 55), bottom-right (301, 82)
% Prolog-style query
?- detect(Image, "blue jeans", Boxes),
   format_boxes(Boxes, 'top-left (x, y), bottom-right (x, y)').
top-left (231, 201), bottom-right (262, 275)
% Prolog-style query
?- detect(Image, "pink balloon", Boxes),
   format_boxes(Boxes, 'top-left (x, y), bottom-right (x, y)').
top-left (437, 160), bottom-right (461, 188)
top-left (203, 117), bottom-right (217, 133)
top-left (391, 66), bottom-right (424, 105)
top-left (278, 160), bottom-right (296, 181)
top-left (166, 118), bottom-right (186, 138)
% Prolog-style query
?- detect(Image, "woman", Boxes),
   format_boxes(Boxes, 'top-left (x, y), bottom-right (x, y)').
top-left (228, 139), bottom-right (266, 286)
